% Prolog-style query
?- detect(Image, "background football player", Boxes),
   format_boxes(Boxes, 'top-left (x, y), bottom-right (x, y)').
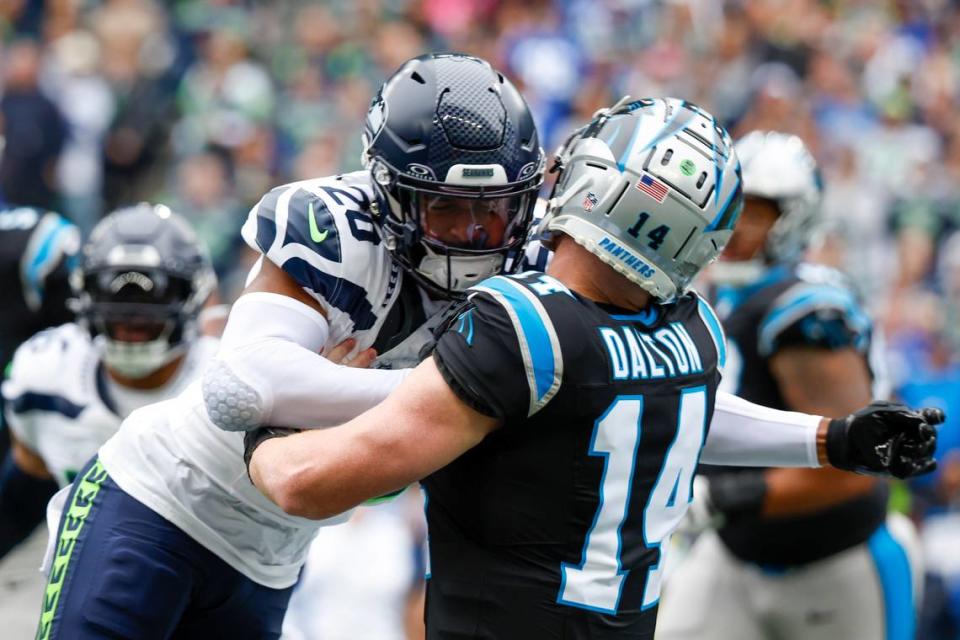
top-left (657, 132), bottom-right (919, 640)
top-left (244, 99), bottom-right (939, 639)
top-left (0, 206), bottom-right (79, 459)
top-left (0, 203), bottom-right (217, 560)
top-left (35, 53), bottom-right (545, 639)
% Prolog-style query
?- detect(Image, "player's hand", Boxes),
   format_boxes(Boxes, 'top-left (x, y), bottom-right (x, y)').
top-left (325, 338), bottom-right (377, 368)
top-left (826, 401), bottom-right (942, 479)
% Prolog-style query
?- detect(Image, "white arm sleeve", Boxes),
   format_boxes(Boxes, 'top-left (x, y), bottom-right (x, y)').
top-left (202, 292), bottom-right (410, 431)
top-left (700, 391), bottom-right (823, 468)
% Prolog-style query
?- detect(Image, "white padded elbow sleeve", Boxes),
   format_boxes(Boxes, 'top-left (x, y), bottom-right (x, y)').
top-left (701, 391), bottom-right (822, 468)
top-left (203, 291), bottom-right (410, 431)
top-left (203, 292), bottom-right (329, 432)
top-left (202, 359), bottom-right (268, 432)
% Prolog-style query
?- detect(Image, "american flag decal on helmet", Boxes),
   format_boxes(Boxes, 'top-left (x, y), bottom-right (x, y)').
top-left (636, 174), bottom-right (668, 203)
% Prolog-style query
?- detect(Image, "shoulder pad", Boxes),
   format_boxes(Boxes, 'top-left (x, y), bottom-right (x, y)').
top-left (240, 172), bottom-right (390, 332)
top-left (468, 273), bottom-right (566, 415)
top-left (7, 324), bottom-right (90, 387)
top-left (3, 324), bottom-right (90, 427)
top-left (758, 281), bottom-right (871, 356)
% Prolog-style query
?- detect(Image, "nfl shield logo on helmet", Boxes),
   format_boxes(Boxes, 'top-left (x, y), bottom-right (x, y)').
top-left (583, 192), bottom-right (599, 212)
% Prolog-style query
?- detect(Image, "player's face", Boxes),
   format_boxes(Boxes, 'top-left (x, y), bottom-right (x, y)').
top-left (721, 196), bottom-right (779, 262)
top-left (105, 318), bottom-right (169, 343)
top-left (421, 194), bottom-right (513, 250)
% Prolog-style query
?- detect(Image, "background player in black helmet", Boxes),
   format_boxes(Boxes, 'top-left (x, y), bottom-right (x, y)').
top-left (657, 131), bottom-right (919, 640)
top-left (0, 204), bottom-right (218, 560)
top-left (36, 53), bottom-right (545, 639)
top-left (244, 99), bottom-right (940, 639)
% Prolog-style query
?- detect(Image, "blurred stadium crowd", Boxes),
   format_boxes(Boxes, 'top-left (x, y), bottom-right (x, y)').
top-left (0, 0), bottom-right (959, 637)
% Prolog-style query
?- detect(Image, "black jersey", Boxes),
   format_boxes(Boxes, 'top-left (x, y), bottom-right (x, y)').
top-left (427, 271), bottom-right (724, 639)
top-left (707, 262), bottom-right (888, 566)
top-left (0, 208), bottom-right (78, 456)
top-left (0, 208), bottom-right (78, 368)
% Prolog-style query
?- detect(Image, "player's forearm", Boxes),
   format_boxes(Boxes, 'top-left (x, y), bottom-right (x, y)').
top-left (250, 421), bottom-right (413, 520)
top-left (700, 391), bottom-right (823, 468)
top-left (250, 359), bottom-right (495, 520)
top-left (204, 292), bottom-right (410, 431)
top-left (760, 358), bottom-right (878, 516)
top-left (0, 451), bottom-right (57, 559)
top-left (761, 466), bottom-right (877, 517)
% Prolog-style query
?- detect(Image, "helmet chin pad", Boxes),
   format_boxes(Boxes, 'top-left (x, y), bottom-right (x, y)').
top-left (100, 330), bottom-right (187, 379)
top-left (416, 246), bottom-right (505, 293)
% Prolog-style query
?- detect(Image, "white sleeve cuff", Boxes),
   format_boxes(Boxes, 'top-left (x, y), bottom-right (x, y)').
top-left (701, 391), bottom-right (822, 468)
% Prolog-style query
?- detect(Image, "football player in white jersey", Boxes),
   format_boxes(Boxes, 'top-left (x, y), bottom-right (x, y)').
top-left (37, 53), bottom-right (546, 639)
top-left (0, 203), bottom-right (217, 560)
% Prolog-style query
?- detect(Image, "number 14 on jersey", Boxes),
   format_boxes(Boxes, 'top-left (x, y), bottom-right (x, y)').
top-left (558, 387), bottom-right (708, 613)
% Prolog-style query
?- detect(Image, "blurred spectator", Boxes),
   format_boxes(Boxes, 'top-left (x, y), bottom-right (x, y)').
top-left (0, 39), bottom-right (67, 211)
top-left (94, 0), bottom-right (177, 210)
top-left (164, 150), bottom-right (243, 276)
top-left (46, 31), bottom-right (113, 234)
top-left (176, 26), bottom-right (274, 155)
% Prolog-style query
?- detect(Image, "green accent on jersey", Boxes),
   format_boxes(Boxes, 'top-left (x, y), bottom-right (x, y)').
top-left (4, 360), bottom-right (12, 379)
top-left (308, 201), bottom-right (330, 243)
top-left (64, 470), bottom-right (78, 484)
top-left (364, 486), bottom-right (406, 505)
top-left (679, 159), bottom-right (696, 176)
top-left (887, 480), bottom-right (911, 515)
top-left (36, 459), bottom-right (108, 640)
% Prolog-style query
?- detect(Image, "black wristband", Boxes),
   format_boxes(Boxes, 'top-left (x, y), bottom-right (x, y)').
top-left (243, 427), bottom-right (300, 481)
top-left (825, 416), bottom-right (852, 470)
top-left (708, 471), bottom-right (768, 518)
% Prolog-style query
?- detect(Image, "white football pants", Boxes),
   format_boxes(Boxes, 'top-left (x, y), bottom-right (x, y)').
top-left (655, 513), bottom-right (922, 640)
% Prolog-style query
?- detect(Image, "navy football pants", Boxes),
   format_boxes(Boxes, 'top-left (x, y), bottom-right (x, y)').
top-left (37, 457), bottom-right (294, 639)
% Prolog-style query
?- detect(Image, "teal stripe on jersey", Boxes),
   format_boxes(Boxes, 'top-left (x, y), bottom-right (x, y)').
top-left (474, 276), bottom-right (562, 414)
top-left (697, 297), bottom-right (727, 368)
top-left (867, 523), bottom-right (914, 640)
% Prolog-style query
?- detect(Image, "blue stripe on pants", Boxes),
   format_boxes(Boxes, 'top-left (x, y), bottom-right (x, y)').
top-left (867, 523), bottom-right (914, 640)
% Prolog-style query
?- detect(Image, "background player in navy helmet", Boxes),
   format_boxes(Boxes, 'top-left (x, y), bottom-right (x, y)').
top-left (0, 204), bottom-right (218, 560)
top-left (0, 206), bottom-right (79, 556)
top-left (35, 53), bottom-right (545, 639)
top-left (657, 131), bottom-right (919, 640)
top-left (245, 98), bottom-right (940, 640)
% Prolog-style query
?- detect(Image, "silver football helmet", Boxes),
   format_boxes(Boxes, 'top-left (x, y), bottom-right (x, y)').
top-left (539, 97), bottom-right (743, 301)
top-left (731, 130), bottom-right (822, 267)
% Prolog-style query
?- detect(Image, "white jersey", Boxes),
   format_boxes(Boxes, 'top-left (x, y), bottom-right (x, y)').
top-left (99, 171), bottom-right (446, 589)
top-left (1, 323), bottom-right (217, 487)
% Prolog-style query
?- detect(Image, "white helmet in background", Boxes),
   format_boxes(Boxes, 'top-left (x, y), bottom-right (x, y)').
top-left (734, 130), bottom-right (822, 263)
top-left (539, 97), bottom-right (743, 301)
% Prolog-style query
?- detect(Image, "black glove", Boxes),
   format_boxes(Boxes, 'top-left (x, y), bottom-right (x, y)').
top-left (243, 427), bottom-right (300, 481)
top-left (826, 401), bottom-right (942, 479)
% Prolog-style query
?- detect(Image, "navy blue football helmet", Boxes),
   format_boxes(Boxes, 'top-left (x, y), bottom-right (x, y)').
top-left (73, 203), bottom-right (216, 378)
top-left (362, 53), bottom-right (544, 298)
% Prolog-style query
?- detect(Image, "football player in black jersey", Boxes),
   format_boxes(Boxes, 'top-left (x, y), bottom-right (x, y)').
top-left (0, 206), bottom-right (79, 555)
top-left (246, 100), bottom-right (940, 639)
top-left (657, 132), bottom-right (918, 640)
